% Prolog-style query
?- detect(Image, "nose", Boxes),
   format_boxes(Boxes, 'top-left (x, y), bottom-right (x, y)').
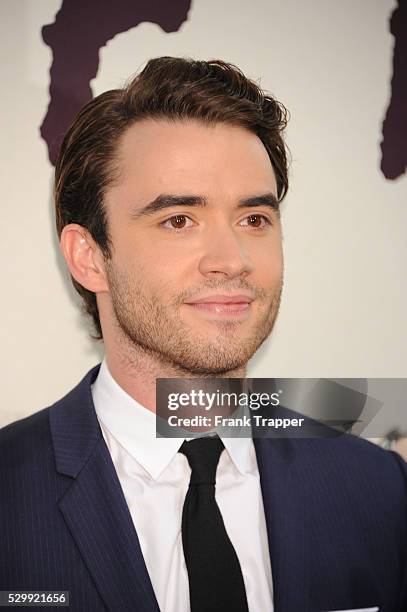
top-left (198, 224), bottom-right (254, 279)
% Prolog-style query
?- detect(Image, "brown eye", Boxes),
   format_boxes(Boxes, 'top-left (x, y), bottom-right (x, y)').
top-left (241, 214), bottom-right (270, 229)
top-left (169, 215), bottom-right (187, 229)
top-left (161, 214), bottom-right (195, 230)
top-left (248, 214), bottom-right (262, 227)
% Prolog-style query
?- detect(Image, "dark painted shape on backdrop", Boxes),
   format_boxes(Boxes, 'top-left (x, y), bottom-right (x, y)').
top-left (380, 0), bottom-right (407, 180)
top-left (40, 0), bottom-right (191, 165)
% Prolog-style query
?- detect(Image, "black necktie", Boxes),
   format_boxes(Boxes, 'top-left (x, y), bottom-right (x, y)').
top-left (179, 436), bottom-right (249, 612)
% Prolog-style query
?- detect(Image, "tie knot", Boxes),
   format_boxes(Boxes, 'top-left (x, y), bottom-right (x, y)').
top-left (179, 436), bottom-right (224, 485)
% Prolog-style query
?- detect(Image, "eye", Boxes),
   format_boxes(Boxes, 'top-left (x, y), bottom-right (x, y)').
top-left (239, 214), bottom-right (271, 229)
top-left (161, 215), bottom-right (194, 230)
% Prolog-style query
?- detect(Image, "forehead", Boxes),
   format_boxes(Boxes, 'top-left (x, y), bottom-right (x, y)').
top-left (111, 118), bottom-right (278, 199)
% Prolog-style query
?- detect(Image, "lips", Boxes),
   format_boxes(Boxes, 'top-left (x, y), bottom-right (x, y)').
top-left (184, 294), bottom-right (254, 315)
top-left (185, 294), bottom-right (254, 305)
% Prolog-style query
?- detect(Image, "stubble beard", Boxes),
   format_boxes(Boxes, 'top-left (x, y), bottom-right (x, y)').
top-left (105, 261), bottom-right (283, 376)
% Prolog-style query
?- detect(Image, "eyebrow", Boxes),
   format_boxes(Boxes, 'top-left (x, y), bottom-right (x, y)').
top-left (129, 192), bottom-right (280, 220)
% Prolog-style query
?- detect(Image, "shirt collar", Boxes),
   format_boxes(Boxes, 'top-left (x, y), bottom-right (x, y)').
top-left (91, 358), bottom-right (253, 480)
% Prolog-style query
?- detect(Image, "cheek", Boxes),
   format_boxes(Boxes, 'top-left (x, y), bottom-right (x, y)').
top-left (123, 248), bottom-right (187, 298)
top-left (252, 239), bottom-right (283, 286)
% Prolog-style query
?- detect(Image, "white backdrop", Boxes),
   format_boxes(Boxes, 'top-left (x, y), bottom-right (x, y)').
top-left (1, 0), bottom-right (406, 427)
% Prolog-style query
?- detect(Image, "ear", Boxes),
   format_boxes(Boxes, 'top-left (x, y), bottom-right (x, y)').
top-left (60, 224), bottom-right (109, 293)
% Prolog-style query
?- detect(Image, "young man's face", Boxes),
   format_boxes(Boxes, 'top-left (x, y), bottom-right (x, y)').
top-left (101, 119), bottom-right (283, 374)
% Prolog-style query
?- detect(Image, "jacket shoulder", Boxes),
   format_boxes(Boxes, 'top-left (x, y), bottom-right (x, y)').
top-left (0, 407), bottom-right (53, 469)
top-left (295, 433), bottom-right (407, 502)
top-left (0, 364), bottom-right (101, 470)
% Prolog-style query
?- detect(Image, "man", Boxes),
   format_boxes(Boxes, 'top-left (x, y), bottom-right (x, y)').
top-left (0, 57), bottom-right (406, 612)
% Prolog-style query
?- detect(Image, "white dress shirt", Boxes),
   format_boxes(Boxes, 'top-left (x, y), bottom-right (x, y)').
top-left (91, 359), bottom-right (273, 612)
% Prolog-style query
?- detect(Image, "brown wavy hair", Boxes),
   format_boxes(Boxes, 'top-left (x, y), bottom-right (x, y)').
top-left (54, 57), bottom-right (290, 339)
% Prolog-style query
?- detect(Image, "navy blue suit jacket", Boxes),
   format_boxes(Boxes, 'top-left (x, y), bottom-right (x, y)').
top-left (1, 364), bottom-right (406, 611)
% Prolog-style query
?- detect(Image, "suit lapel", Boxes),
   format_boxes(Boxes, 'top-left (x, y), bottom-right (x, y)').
top-left (254, 436), bottom-right (309, 612)
top-left (49, 365), bottom-right (160, 612)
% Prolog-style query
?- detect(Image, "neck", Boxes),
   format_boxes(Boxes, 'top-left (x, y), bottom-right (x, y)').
top-left (104, 337), bottom-right (246, 413)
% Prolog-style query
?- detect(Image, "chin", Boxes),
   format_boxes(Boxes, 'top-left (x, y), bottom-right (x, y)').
top-left (173, 345), bottom-right (255, 376)
top-left (175, 362), bottom-right (246, 377)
